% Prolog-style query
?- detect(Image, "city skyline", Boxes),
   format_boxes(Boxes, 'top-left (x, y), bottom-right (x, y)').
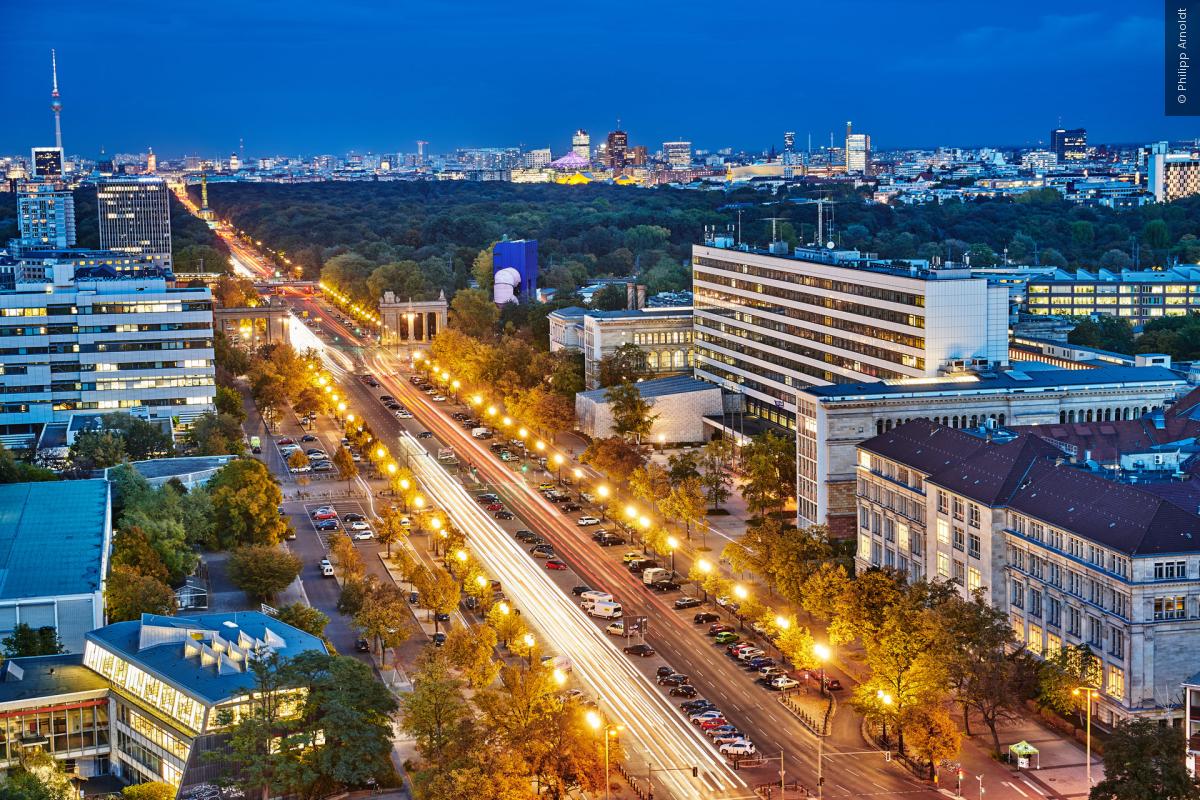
top-left (0, 1), bottom-right (1182, 157)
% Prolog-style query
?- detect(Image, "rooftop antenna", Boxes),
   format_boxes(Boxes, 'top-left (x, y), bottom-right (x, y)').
top-left (50, 49), bottom-right (63, 150)
top-left (763, 216), bottom-right (787, 243)
top-left (736, 208), bottom-right (744, 245)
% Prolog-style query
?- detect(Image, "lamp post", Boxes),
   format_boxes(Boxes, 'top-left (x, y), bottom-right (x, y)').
top-left (553, 454), bottom-right (564, 484)
top-left (696, 558), bottom-right (712, 601)
top-left (597, 485), bottom-right (610, 521)
top-left (453, 549), bottom-right (468, 582)
top-left (1073, 686), bottom-right (1098, 787)
top-left (451, 379), bottom-right (461, 402)
top-left (586, 711), bottom-right (622, 800)
top-left (876, 690), bottom-right (894, 747)
top-left (733, 584), bottom-right (748, 629)
top-left (399, 478), bottom-right (410, 511)
top-left (386, 462), bottom-right (397, 495)
top-left (336, 401), bottom-right (347, 424)
top-left (813, 642), bottom-right (831, 697)
top-left (521, 633), bottom-right (536, 668)
top-left (638, 516), bottom-right (651, 552)
top-left (666, 535), bottom-right (679, 574)
top-left (657, 433), bottom-right (666, 452)
top-left (573, 468), bottom-right (584, 500)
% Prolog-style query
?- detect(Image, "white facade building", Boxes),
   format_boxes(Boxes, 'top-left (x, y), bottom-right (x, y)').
top-left (97, 176), bottom-right (173, 269)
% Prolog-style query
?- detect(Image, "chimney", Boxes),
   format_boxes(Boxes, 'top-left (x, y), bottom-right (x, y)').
top-left (626, 282), bottom-right (636, 310)
top-left (636, 284), bottom-right (647, 309)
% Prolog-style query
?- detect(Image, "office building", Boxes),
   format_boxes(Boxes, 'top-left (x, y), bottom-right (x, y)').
top-left (16, 182), bottom-right (76, 252)
top-left (0, 479), bottom-right (111, 652)
top-left (856, 413), bottom-right (1200, 726)
top-left (798, 366), bottom-right (1185, 535)
top-left (548, 305), bottom-right (694, 388)
top-left (97, 176), bottom-right (173, 269)
top-left (522, 147), bottom-right (552, 169)
top-left (32, 147), bottom-right (64, 179)
top-left (1024, 265), bottom-right (1200, 322)
top-left (576, 375), bottom-right (722, 443)
top-left (1050, 127), bottom-right (1087, 161)
top-left (845, 123), bottom-right (871, 174)
top-left (0, 611), bottom-right (327, 789)
top-left (1021, 150), bottom-right (1058, 172)
top-left (1148, 141), bottom-right (1200, 202)
top-left (692, 240), bottom-right (1010, 434)
top-left (571, 129), bottom-right (591, 162)
top-left (606, 129), bottom-right (628, 170)
top-left (1185, 673), bottom-right (1200, 775)
top-left (663, 141), bottom-right (692, 170)
top-left (628, 145), bottom-right (648, 167)
top-left (0, 261), bottom-right (216, 447)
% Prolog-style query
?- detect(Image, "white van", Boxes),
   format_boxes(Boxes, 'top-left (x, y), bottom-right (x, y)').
top-left (580, 590), bottom-right (613, 607)
top-left (589, 601), bottom-right (623, 619)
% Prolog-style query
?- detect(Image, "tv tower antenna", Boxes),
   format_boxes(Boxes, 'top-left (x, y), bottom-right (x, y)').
top-left (50, 49), bottom-right (63, 150)
top-left (762, 217), bottom-right (787, 243)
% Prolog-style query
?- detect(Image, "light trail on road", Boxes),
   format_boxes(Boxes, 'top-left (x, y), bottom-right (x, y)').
top-left (398, 431), bottom-right (751, 800)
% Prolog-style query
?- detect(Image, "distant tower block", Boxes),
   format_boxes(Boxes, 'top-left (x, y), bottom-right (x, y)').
top-left (417, 140), bottom-right (428, 162)
top-left (50, 49), bottom-right (63, 150)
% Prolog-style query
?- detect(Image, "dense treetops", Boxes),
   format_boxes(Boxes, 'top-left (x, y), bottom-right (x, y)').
top-left (194, 181), bottom-right (1200, 303)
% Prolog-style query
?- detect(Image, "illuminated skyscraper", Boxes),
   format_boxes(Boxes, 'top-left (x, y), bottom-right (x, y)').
top-left (606, 128), bottom-right (628, 170)
top-left (97, 176), bottom-right (173, 269)
top-left (662, 141), bottom-right (692, 170)
top-left (16, 182), bottom-right (76, 252)
top-left (572, 129), bottom-right (591, 161)
top-left (1050, 127), bottom-right (1087, 161)
top-left (845, 122), bottom-right (871, 174)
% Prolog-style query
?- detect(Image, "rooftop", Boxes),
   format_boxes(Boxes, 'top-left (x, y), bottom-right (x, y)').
top-left (0, 654), bottom-right (109, 706)
top-left (0, 480), bottom-right (109, 600)
top-left (859, 419), bottom-right (1200, 556)
top-left (87, 612), bottom-right (327, 705)
top-left (120, 455), bottom-right (237, 480)
top-left (578, 375), bottom-right (720, 403)
top-left (803, 366), bottom-right (1183, 403)
top-left (695, 241), bottom-right (983, 282)
top-left (584, 306), bottom-right (693, 320)
top-left (1030, 266), bottom-right (1200, 283)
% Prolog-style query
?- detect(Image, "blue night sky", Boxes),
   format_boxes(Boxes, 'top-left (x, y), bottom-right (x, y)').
top-left (0, 0), bottom-right (1188, 158)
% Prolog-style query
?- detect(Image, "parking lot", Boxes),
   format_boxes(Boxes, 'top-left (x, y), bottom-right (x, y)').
top-left (302, 499), bottom-right (375, 550)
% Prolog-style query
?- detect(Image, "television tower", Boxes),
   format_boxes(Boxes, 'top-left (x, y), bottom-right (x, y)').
top-left (50, 49), bottom-right (63, 149)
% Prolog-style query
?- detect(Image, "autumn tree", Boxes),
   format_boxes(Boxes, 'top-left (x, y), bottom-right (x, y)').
top-left (605, 381), bottom-right (657, 442)
top-left (207, 459), bottom-right (290, 547)
top-left (597, 343), bottom-right (647, 387)
top-left (740, 430), bottom-right (795, 518)
top-left (273, 603), bottom-right (329, 640)
top-left (450, 287), bottom-right (500, 340)
top-left (417, 567), bottom-right (461, 634)
top-left (1091, 720), bottom-right (1200, 800)
top-left (376, 506), bottom-right (407, 558)
top-left (902, 705), bottom-right (961, 782)
top-left (228, 546), bottom-right (302, 601)
top-left (400, 650), bottom-right (470, 766)
top-left (106, 565), bottom-right (176, 621)
top-left (333, 446), bottom-right (358, 491)
top-left (354, 583), bottom-right (410, 666)
top-left (628, 462), bottom-right (670, 505)
top-left (580, 436), bottom-right (644, 483)
top-left (699, 437), bottom-right (735, 510)
top-left (444, 623), bottom-right (501, 689)
top-left (329, 532), bottom-right (364, 579)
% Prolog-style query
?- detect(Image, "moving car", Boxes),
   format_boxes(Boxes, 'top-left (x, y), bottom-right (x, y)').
top-left (355, 637), bottom-right (370, 652)
top-left (674, 597), bottom-right (702, 610)
top-left (576, 516), bottom-right (601, 526)
top-left (623, 643), bottom-right (655, 657)
top-left (320, 559), bottom-right (335, 577)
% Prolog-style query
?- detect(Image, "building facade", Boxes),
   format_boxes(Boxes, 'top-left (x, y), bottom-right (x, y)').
top-left (606, 130), bottom-right (628, 170)
top-left (691, 242), bottom-right (1010, 433)
top-left (571, 130), bottom-right (590, 162)
top-left (1148, 142), bottom-right (1200, 203)
top-left (378, 290), bottom-right (448, 353)
top-left (1051, 128), bottom-right (1087, 161)
top-left (856, 420), bottom-right (1200, 726)
top-left (0, 262), bottom-right (216, 444)
top-left (1024, 266), bottom-right (1200, 323)
top-left (846, 133), bottom-right (871, 174)
top-left (97, 177), bottom-right (172, 269)
top-left (663, 141), bottom-right (692, 170)
top-left (16, 182), bottom-right (76, 252)
top-left (798, 366), bottom-right (1185, 535)
top-left (0, 612), bottom-right (327, 792)
top-left (575, 375), bottom-right (722, 443)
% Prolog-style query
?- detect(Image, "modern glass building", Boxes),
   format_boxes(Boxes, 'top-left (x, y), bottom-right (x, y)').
top-left (97, 177), bottom-right (172, 270)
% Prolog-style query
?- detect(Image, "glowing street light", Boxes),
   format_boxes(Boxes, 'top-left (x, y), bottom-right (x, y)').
top-left (775, 615), bottom-right (790, 630)
top-left (502, 416), bottom-right (513, 427)
top-left (553, 453), bottom-right (565, 482)
top-left (586, 711), bottom-right (622, 800)
top-left (666, 534), bottom-right (680, 572)
top-left (486, 405), bottom-right (497, 417)
top-left (813, 643), bottom-right (832, 696)
top-left (1074, 686), bottom-right (1099, 786)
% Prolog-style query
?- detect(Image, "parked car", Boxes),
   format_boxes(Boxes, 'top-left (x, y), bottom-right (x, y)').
top-left (277, 437), bottom-right (295, 445)
top-left (707, 623), bottom-right (736, 636)
top-left (711, 731), bottom-right (746, 746)
top-left (529, 546), bottom-right (554, 558)
top-left (577, 516), bottom-right (601, 526)
top-left (680, 699), bottom-right (715, 712)
top-left (494, 510), bottom-right (514, 520)
top-left (675, 597), bottom-right (702, 610)
top-left (485, 503), bottom-right (505, 512)
top-left (621, 551), bottom-right (643, 564)
top-left (705, 724), bottom-right (740, 740)
top-left (347, 520), bottom-right (371, 531)
top-left (289, 464), bottom-right (312, 474)
top-left (355, 637), bottom-right (370, 652)
top-left (699, 718), bottom-right (730, 731)
top-left (770, 676), bottom-right (800, 691)
top-left (352, 530), bottom-right (374, 540)
top-left (344, 513), bottom-right (366, 522)
top-left (315, 519), bottom-right (340, 531)
top-left (688, 710), bottom-right (724, 723)
top-left (736, 647), bottom-right (766, 662)
top-left (571, 585), bottom-right (592, 596)
top-left (669, 684), bottom-right (697, 698)
top-left (694, 612), bottom-right (721, 624)
top-left (719, 740), bottom-right (757, 757)
top-left (432, 632), bottom-right (446, 647)
top-left (656, 666), bottom-right (675, 678)
top-left (623, 644), bottom-right (655, 657)
top-left (545, 558), bottom-right (568, 570)
top-left (657, 673), bottom-right (689, 687)
top-left (563, 503), bottom-right (583, 512)
top-left (746, 657), bottom-right (776, 670)
top-left (418, 431), bottom-right (433, 439)
top-left (714, 631), bottom-right (740, 645)
top-left (826, 678), bottom-right (844, 691)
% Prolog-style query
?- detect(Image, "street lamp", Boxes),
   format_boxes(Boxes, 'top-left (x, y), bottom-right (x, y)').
top-left (521, 633), bottom-right (536, 668)
top-left (657, 432), bottom-right (666, 452)
top-left (1073, 686), bottom-right (1098, 786)
top-left (502, 416), bottom-right (513, 427)
top-left (573, 468), bottom-right (584, 500)
top-left (586, 711), bottom-right (622, 800)
top-left (486, 405), bottom-right (497, 418)
top-left (596, 485), bottom-right (610, 520)
top-left (553, 453), bottom-right (564, 483)
top-left (733, 584), bottom-right (749, 629)
top-left (877, 690), bottom-right (894, 747)
top-left (399, 477), bottom-right (411, 510)
top-left (638, 516), bottom-right (651, 551)
top-left (696, 558), bottom-right (712, 601)
top-left (666, 535), bottom-right (679, 574)
top-left (813, 643), bottom-right (832, 696)
top-left (451, 379), bottom-right (461, 401)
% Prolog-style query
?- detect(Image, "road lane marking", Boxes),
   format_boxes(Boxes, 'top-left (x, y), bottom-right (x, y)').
top-left (1003, 781), bottom-right (1030, 797)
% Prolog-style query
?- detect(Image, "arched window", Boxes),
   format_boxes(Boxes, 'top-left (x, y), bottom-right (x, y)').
top-left (876, 420), bottom-right (884, 435)
top-left (646, 351), bottom-right (658, 369)
top-left (661, 351), bottom-right (672, 370)
top-left (999, 413), bottom-right (1006, 425)
top-left (1085, 410), bottom-right (1093, 423)
top-left (952, 416), bottom-right (960, 428)
top-left (1060, 411), bottom-right (1067, 424)
top-left (970, 415), bottom-right (978, 428)
top-left (673, 350), bottom-right (685, 368)
top-left (1068, 410), bottom-right (1076, 423)
top-left (1104, 408), bottom-right (1112, 422)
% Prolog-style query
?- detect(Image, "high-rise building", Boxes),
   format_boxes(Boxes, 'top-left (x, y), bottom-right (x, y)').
top-left (663, 141), bottom-right (692, 170)
top-left (146, 147), bottom-right (156, 174)
top-left (845, 122), bottom-right (871, 173)
top-left (16, 182), bottom-right (76, 252)
top-left (784, 131), bottom-right (795, 153)
top-left (97, 176), bottom-right (172, 269)
top-left (1050, 127), bottom-right (1087, 161)
top-left (1148, 141), bottom-right (1200, 202)
top-left (229, 152), bottom-right (240, 172)
top-left (606, 129), bottom-right (628, 170)
top-left (572, 129), bottom-right (591, 162)
top-left (32, 147), bottom-right (64, 179)
top-left (692, 239), bottom-right (1010, 433)
top-left (628, 145), bottom-right (648, 167)
top-left (522, 148), bottom-right (552, 169)
top-left (0, 260), bottom-right (215, 442)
